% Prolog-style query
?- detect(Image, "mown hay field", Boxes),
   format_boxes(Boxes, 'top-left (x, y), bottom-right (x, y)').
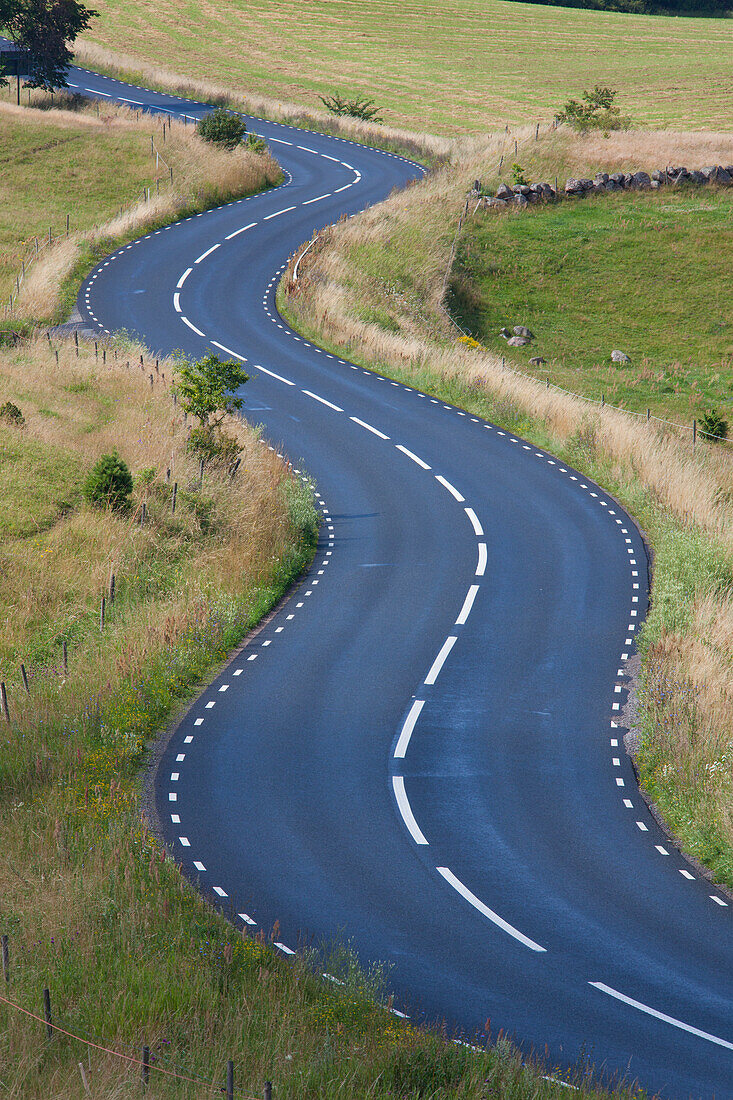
top-left (80, 0), bottom-right (733, 133)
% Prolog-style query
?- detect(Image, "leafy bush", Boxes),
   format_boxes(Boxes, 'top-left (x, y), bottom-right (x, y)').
top-left (0, 400), bottom-right (25, 427)
top-left (186, 425), bottom-right (242, 469)
top-left (83, 451), bottom-right (133, 511)
top-left (699, 408), bottom-right (729, 442)
top-left (175, 353), bottom-right (249, 427)
top-left (319, 92), bottom-right (384, 123)
top-left (555, 86), bottom-right (631, 135)
top-left (197, 108), bottom-right (247, 149)
top-left (510, 163), bottom-right (529, 186)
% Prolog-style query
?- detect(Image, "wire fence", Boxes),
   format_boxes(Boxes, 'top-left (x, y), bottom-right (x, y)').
top-left (0, 985), bottom-right (268, 1099)
top-left (2, 107), bottom-right (175, 320)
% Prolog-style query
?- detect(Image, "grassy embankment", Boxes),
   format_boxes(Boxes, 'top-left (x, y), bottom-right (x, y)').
top-left (0, 91), bottom-right (281, 329)
top-left (279, 124), bottom-right (733, 891)
top-left (0, 92), bottom-right (636, 1100)
top-left (78, 0), bottom-right (733, 134)
top-left (448, 129), bottom-right (733, 421)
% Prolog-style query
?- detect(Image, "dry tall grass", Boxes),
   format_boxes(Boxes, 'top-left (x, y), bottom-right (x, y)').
top-left (72, 39), bottom-right (453, 164)
top-left (282, 125), bottom-right (733, 885)
top-left (3, 97), bottom-right (280, 321)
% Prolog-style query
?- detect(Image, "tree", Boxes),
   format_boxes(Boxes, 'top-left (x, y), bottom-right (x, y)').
top-left (197, 108), bottom-right (247, 150)
top-left (0, 0), bottom-right (98, 90)
top-left (175, 353), bottom-right (248, 427)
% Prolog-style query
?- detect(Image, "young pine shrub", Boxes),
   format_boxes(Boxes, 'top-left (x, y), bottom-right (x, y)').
top-left (83, 451), bottom-right (133, 510)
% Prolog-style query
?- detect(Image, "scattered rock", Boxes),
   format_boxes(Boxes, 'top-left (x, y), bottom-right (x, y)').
top-left (507, 335), bottom-right (531, 347)
top-left (611, 350), bottom-right (631, 364)
top-left (529, 356), bottom-right (546, 367)
top-left (499, 327), bottom-right (512, 338)
top-left (513, 325), bottom-right (534, 339)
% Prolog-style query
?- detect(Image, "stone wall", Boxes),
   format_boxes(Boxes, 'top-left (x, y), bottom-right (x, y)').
top-left (477, 164), bottom-right (733, 208)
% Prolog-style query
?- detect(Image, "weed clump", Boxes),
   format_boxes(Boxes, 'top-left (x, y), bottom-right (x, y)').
top-left (0, 400), bottom-right (25, 426)
top-left (83, 450), bottom-right (133, 510)
top-left (319, 92), bottom-right (384, 123)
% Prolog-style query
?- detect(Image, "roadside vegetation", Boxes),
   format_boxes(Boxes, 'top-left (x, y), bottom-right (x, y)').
top-left (280, 123), bottom-right (733, 891)
top-left (0, 90), bottom-right (280, 328)
top-left (76, 0), bottom-right (733, 134)
top-left (449, 188), bottom-right (733, 422)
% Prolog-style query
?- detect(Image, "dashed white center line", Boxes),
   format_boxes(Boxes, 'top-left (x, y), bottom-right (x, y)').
top-left (464, 507), bottom-right (483, 536)
top-left (350, 416), bottom-right (389, 439)
top-left (436, 867), bottom-right (546, 952)
top-left (394, 699), bottom-right (425, 759)
top-left (435, 475), bottom-right (465, 502)
top-left (589, 983), bottom-right (733, 1052)
top-left (193, 861), bottom-right (206, 871)
top-left (194, 243), bottom-right (221, 264)
top-left (476, 543), bottom-right (488, 577)
top-left (225, 221), bottom-right (258, 240)
top-left (303, 389), bottom-right (343, 412)
top-left (425, 636), bottom-right (458, 685)
top-left (396, 444), bottom-right (431, 469)
top-left (456, 584), bottom-right (480, 626)
top-left (177, 267), bottom-right (192, 288)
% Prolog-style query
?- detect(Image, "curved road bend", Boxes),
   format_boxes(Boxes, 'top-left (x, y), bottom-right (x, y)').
top-left (67, 65), bottom-right (733, 1099)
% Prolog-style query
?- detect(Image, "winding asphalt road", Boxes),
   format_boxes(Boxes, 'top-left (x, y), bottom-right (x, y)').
top-left (65, 63), bottom-right (732, 1098)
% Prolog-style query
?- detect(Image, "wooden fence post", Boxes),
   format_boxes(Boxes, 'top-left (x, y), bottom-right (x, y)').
top-left (226, 1060), bottom-right (234, 1100)
top-left (1, 683), bottom-right (9, 722)
top-left (142, 1044), bottom-right (150, 1088)
top-left (75, 331), bottom-right (79, 357)
top-left (109, 573), bottom-right (116, 604)
top-left (20, 664), bottom-right (29, 694)
top-left (63, 640), bottom-right (68, 675)
top-left (2, 935), bottom-right (8, 982)
top-left (693, 418), bottom-right (697, 451)
top-left (43, 988), bottom-right (53, 1039)
top-left (100, 596), bottom-right (106, 631)
top-left (172, 483), bottom-right (178, 514)
top-left (263, 1082), bottom-right (272, 1100)
top-left (646, 408), bottom-right (650, 422)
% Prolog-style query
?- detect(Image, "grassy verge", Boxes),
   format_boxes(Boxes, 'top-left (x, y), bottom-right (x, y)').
top-left (449, 187), bottom-right (733, 421)
top-left (448, 126), bottom-right (733, 422)
top-left (278, 124), bottom-right (733, 892)
top-left (1, 93), bottom-right (281, 329)
top-left (78, 0), bottom-right (733, 133)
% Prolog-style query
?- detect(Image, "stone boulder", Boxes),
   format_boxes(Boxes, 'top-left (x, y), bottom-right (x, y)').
top-left (514, 193), bottom-right (529, 207)
top-left (513, 325), bottom-right (534, 339)
top-left (611, 350), bottom-right (631, 364)
top-left (507, 335), bottom-right (531, 347)
top-left (712, 166), bottom-right (732, 186)
top-left (631, 171), bottom-right (652, 189)
top-left (565, 178), bottom-right (585, 195)
top-left (690, 170), bottom-right (707, 184)
top-left (610, 173), bottom-right (625, 186)
top-left (496, 183), bottom-right (513, 201)
top-left (594, 172), bottom-right (610, 185)
top-left (529, 356), bottom-right (546, 367)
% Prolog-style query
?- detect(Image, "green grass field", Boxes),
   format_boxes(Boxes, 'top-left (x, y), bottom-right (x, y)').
top-left (83, 0), bottom-right (733, 133)
top-left (0, 101), bottom-right (153, 306)
top-left (449, 187), bottom-right (733, 421)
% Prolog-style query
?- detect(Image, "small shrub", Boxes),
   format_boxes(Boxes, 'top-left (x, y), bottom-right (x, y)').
top-left (699, 408), bottom-right (729, 442)
top-left (83, 451), bottom-right (133, 511)
top-left (245, 133), bottom-right (268, 155)
top-left (197, 108), bottom-right (247, 149)
top-left (0, 401), bottom-right (25, 427)
top-left (555, 86), bottom-right (631, 135)
top-left (319, 92), bottom-right (384, 123)
top-left (187, 425), bottom-right (241, 469)
top-left (510, 163), bottom-right (529, 186)
top-left (135, 466), bottom-right (157, 486)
